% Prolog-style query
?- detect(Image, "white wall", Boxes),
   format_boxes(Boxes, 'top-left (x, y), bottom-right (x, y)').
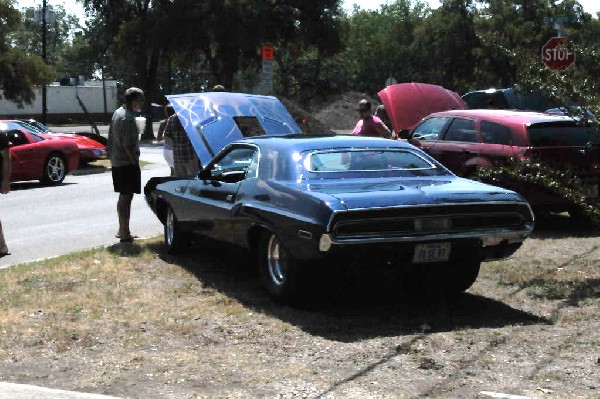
top-left (0, 82), bottom-right (119, 116)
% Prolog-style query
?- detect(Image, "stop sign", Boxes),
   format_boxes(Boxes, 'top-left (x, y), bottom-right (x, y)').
top-left (542, 37), bottom-right (575, 71)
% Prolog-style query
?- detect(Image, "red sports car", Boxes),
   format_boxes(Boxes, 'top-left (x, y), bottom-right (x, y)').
top-left (0, 124), bottom-right (80, 185)
top-left (14, 119), bottom-right (107, 162)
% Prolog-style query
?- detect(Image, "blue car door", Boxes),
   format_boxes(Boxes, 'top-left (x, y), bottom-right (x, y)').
top-left (178, 146), bottom-right (258, 245)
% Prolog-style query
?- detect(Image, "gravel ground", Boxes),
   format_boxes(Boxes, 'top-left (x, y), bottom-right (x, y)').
top-left (0, 216), bottom-right (598, 399)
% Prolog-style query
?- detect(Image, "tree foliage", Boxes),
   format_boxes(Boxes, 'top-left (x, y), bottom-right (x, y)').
top-left (78, 0), bottom-right (342, 136)
top-left (4, 0), bottom-right (600, 118)
top-left (0, 0), bottom-right (55, 106)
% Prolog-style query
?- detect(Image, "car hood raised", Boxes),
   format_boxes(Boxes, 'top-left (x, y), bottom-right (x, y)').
top-left (166, 92), bottom-right (302, 167)
top-left (378, 82), bottom-right (467, 132)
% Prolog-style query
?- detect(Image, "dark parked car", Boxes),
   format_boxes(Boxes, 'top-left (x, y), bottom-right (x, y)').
top-left (145, 92), bottom-right (534, 302)
top-left (461, 88), bottom-right (558, 111)
top-left (407, 109), bottom-right (600, 214)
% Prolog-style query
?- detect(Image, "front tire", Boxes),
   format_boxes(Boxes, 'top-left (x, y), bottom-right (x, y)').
top-left (405, 258), bottom-right (481, 294)
top-left (41, 153), bottom-right (67, 185)
top-left (443, 259), bottom-right (481, 293)
top-left (258, 231), bottom-right (305, 302)
top-left (164, 206), bottom-right (188, 254)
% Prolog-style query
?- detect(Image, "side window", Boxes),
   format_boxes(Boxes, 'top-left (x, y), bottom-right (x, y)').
top-left (411, 117), bottom-right (450, 141)
top-left (442, 118), bottom-right (477, 142)
top-left (211, 147), bottom-right (257, 182)
top-left (481, 121), bottom-right (513, 145)
top-left (6, 130), bottom-right (28, 146)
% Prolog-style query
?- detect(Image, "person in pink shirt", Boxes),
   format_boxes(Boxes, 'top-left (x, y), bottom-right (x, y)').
top-left (352, 99), bottom-right (392, 138)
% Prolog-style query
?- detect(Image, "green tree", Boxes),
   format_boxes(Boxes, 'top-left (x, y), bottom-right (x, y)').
top-left (412, 0), bottom-right (479, 92)
top-left (13, 4), bottom-right (84, 76)
top-left (80, 0), bottom-right (343, 137)
top-left (329, 0), bottom-right (428, 95)
top-left (0, 0), bottom-right (55, 106)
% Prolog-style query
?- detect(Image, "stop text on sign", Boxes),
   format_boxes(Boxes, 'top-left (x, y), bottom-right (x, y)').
top-left (541, 37), bottom-right (575, 71)
top-left (544, 47), bottom-right (574, 61)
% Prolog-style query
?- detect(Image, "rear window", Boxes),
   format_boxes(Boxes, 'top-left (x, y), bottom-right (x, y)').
top-left (306, 149), bottom-right (436, 172)
top-left (527, 125), bottom-right (600, 147)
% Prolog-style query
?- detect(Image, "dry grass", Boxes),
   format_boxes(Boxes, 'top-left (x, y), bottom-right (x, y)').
top-left (0, 227), bottom-right (598, 398)
top-left (0, 240), bottom-right (256, 357)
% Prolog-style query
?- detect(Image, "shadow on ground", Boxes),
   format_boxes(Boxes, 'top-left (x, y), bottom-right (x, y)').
top-left (9, 181), bottom-right (77, 191)
top-left (72, 162), bottom-right (108, 176)
top-left (149, 239), bottom-right (551, 343)
top-left (532, 212), bottom-right (599, 239)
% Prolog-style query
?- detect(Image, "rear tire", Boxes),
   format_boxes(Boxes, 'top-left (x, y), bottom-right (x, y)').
top-left (41, 153), bottom-right (67, 185)
top-left (164, 206), bottom-right (188, 254)
top-left (258, 231), bottom-right (306, 302)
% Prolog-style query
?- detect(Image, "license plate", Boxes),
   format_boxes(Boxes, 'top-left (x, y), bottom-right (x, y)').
top-left (413, 242), bottom-right (451, 263)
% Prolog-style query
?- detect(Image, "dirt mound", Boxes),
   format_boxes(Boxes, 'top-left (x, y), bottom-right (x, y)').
top-left (280, 91), bottom-right (382, 134)
top-left (280, 98), bottom-right (335, 135)
top-left (312, 91), bottom-right (381, 131)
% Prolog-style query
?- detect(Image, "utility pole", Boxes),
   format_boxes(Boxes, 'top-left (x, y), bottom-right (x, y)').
top-left (41, 0), bottom-right (48, 124)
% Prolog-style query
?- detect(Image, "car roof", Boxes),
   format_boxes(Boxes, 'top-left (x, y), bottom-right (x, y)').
top-left (240, 134), bottom-right (416, 152)
top-left (427, 109), bottom-right (576, 126)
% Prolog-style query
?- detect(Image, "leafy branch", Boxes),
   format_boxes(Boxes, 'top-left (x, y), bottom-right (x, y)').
top-left (475, 159), bottom-right (600, 224)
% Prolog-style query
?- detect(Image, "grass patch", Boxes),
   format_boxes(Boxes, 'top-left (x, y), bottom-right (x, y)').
top-left (480, 240), bottom-right (600, 303)
top-left (0, 239), bottom-right (254, 355)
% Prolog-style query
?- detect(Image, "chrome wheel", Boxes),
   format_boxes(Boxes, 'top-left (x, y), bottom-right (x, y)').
top-left (267, 234), bottom-right (287, 286)
top-left (164, 205), bottom-right (188, 254)
top-left (166, 208), bottom-right (175, 247)
top-left (43, 154), bottom-right (66, 184)
top-left (259, 231), bottom-right (306, 302)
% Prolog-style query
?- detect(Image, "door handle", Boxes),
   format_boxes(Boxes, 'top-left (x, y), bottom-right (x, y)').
top-left (175, 186), bottom-right (186, 193)
top-left (225, 194), bottom-right (234, 203)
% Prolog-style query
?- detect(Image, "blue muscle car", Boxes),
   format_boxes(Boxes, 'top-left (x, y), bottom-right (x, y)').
top-left (145, 92), bottom-right (534, 302)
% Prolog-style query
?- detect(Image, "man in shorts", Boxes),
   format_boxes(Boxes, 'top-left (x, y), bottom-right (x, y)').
top-left (107, 87), bottom-right (144, 242)
top-left (0, 129), bottom-right (11, 257)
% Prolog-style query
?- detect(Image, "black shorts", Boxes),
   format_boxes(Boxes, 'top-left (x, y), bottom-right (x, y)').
top-left (112, 164), bottom-right (141, 194)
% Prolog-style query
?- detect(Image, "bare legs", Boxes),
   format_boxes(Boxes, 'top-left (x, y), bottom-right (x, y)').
top-left (0, 219), bottom-right (8, 255)
top-left (117, 193), bottom-right (134, 239)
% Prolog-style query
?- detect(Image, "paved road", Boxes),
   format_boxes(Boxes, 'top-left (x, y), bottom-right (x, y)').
top-left (0, 144), bottom-right (170, 269)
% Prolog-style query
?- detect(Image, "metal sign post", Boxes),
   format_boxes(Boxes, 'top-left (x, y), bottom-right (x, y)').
top-left (260, 46), bottom-right (274, 95)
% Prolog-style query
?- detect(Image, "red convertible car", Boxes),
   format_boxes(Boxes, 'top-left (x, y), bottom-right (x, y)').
top-left (0, 123), bottom-right (80, 185)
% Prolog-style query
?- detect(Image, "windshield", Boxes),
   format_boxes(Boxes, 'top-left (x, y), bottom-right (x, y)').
top-left (305, 149), bottom-right (444, 176)
top-left (0, 121), bottom-right (41, 135)
top-left (527, 124), bottom-right (600, 146)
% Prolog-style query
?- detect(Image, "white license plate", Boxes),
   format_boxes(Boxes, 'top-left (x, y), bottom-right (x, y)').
top-left (412, 242), bottom-right (451, 263)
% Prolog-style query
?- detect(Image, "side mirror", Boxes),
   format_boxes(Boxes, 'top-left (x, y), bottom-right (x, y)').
top-left (198, 168), bottom-right (211, 180)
